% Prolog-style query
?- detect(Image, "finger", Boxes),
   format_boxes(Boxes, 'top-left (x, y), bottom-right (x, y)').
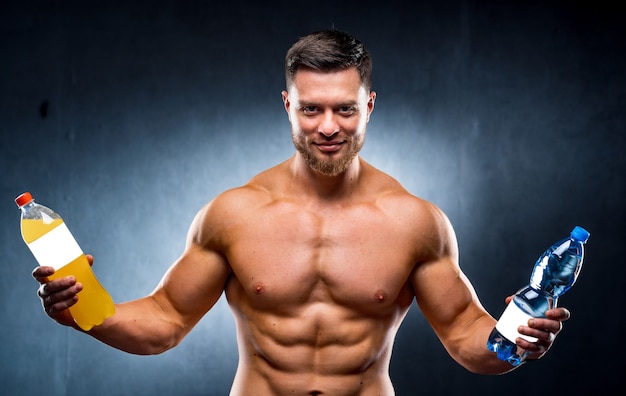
top-left (545, 307), bottom-right (571, 321)
top-left (45, 294), bottom-right (79, 318)
top-left (42, 276), bottom-right (77, 293)
top-left (519, 325), bottom-right (557, 344)
top-left (40, 282), bottom-right (82, 311)
top-left (515, 336), bottom-right (548, 357)
top-left (32, 266), bottom-right (55, 283)
top-left (85, 254), bottom-right (94, 266)
top-left (528, 317), bottom-right (563, 336)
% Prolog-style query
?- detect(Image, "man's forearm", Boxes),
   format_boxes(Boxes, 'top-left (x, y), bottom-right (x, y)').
top-left (86, 297), bottom-right (185, 355)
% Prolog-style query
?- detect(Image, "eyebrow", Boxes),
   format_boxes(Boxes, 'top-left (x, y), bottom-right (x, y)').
top-left (298, 100), bottom-right (359, 107)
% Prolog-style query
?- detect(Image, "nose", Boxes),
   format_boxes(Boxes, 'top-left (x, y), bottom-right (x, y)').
top-left (318, 109), bottom-right (339, 137)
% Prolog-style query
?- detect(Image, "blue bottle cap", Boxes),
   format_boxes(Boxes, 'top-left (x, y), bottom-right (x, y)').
top-left (570, 226), bottom-right (590, 243)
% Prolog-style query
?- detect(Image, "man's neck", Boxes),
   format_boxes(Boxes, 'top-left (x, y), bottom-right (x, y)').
top-left (289, 153), bottom-right (362, 201)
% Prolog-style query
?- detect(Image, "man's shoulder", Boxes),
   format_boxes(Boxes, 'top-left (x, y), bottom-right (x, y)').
top-left (363, 164), bottom-right (433, 208)
top-left (364, 166), bottom-right (448, 228)
top-left (378, 187), bottom-right (444, 225)
top-left (188, 182), bottom-right (273, 247)
top-left (209, 183), bottom-right (271, 214)
top-left (204, 162), bottom-right (288, 215)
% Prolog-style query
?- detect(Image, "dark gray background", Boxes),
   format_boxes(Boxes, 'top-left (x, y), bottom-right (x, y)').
top-left (1, 1), bottom-right (624, 395)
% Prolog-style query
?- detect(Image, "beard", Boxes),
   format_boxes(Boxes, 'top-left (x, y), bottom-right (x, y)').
top-left (292, 132), bottom-right (365, 176)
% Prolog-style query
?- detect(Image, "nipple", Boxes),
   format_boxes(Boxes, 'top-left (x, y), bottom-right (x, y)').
top-left (374, 289), bottom-right (387, 302)
top-left (253, 282), bottom-right (265, 295)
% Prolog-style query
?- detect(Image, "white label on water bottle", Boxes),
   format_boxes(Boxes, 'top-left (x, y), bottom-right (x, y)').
top-left (27, 223), bottom-right (83, 270)
top-left (495, 301), bottom-right (538, 343)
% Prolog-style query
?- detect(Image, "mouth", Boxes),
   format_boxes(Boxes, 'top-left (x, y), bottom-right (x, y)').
top-left (315, 141), bottom-right (344, 153)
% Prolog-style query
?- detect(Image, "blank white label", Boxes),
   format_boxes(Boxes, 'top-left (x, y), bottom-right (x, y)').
top-left (27, 223), bottom-right (83, 270)
top-left (495, 301), bottom-right (538, 343)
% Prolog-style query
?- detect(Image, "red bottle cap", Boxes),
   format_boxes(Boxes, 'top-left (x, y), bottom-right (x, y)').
top-left (15, 192), bottom-right (34, 208)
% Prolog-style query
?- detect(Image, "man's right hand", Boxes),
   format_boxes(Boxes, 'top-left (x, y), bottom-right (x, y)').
top-left (31, 254), bottom-right (93, 328)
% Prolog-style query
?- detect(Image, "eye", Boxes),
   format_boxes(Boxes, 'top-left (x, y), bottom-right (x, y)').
top-left (301, 106), bottom-right (319, 115)
top-left (337, 106), bottom-right (356, 116)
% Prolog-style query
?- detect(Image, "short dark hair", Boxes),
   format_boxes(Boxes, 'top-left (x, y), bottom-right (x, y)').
top-left (285, 30), bottom-right (372, 91)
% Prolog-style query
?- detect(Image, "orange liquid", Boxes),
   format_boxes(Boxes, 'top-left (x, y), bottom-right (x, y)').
top-left (21, 218), bottom-right (115, 331)
top-left (21, 218), bottom-right (63, 243)
top-left (47, 254), bottom-right (115, 331)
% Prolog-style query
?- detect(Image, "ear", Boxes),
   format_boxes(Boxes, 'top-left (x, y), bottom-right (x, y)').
top-left (366, 91), bottom-right (376, 122)
top-left (281, 90), bottom-right (290, 112)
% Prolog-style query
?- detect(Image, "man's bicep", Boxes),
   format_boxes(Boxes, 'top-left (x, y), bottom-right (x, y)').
top-left (410, 201), bottom-right (488, 334)
top-left (151, 243), bottom-right (231, 327)
top-left (411, 254), bottom-right (490, 347)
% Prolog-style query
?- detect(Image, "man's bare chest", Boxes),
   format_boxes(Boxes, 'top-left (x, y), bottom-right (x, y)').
top-left (223, 203), bottom-right (417, 313)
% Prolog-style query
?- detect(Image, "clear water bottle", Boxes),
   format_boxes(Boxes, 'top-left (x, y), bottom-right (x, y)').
top-left (486, 226), bottom-right (590, 366)
top-left (15, 192), bottom-right (115, 331)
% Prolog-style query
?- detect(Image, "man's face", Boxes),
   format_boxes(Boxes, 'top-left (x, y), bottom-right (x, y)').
top-left (282, 67), bottom-right (376, 176)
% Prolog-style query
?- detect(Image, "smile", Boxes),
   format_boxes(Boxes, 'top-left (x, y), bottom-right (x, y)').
top-left (315, 142), bottom-right (344, 153)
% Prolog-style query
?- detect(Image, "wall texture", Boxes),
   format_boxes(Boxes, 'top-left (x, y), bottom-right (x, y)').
top-left (1, 1), bottom-right (624, 394)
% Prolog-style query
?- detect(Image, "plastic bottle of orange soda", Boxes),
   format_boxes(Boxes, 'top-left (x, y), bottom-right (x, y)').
top-left (15, 192), bottom-right (115, 331)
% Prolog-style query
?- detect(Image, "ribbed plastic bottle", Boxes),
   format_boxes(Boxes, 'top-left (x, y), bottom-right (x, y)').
top-left (486, 226), bottom-right (590, 366)
top-left (15, 192), bottom-right (115, 331)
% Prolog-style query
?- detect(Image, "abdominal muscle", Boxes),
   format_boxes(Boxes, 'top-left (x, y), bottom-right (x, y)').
top-left (217, 176), bottom-right (418, 394)
top-left (225, 281), bottom-right (406, 396)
